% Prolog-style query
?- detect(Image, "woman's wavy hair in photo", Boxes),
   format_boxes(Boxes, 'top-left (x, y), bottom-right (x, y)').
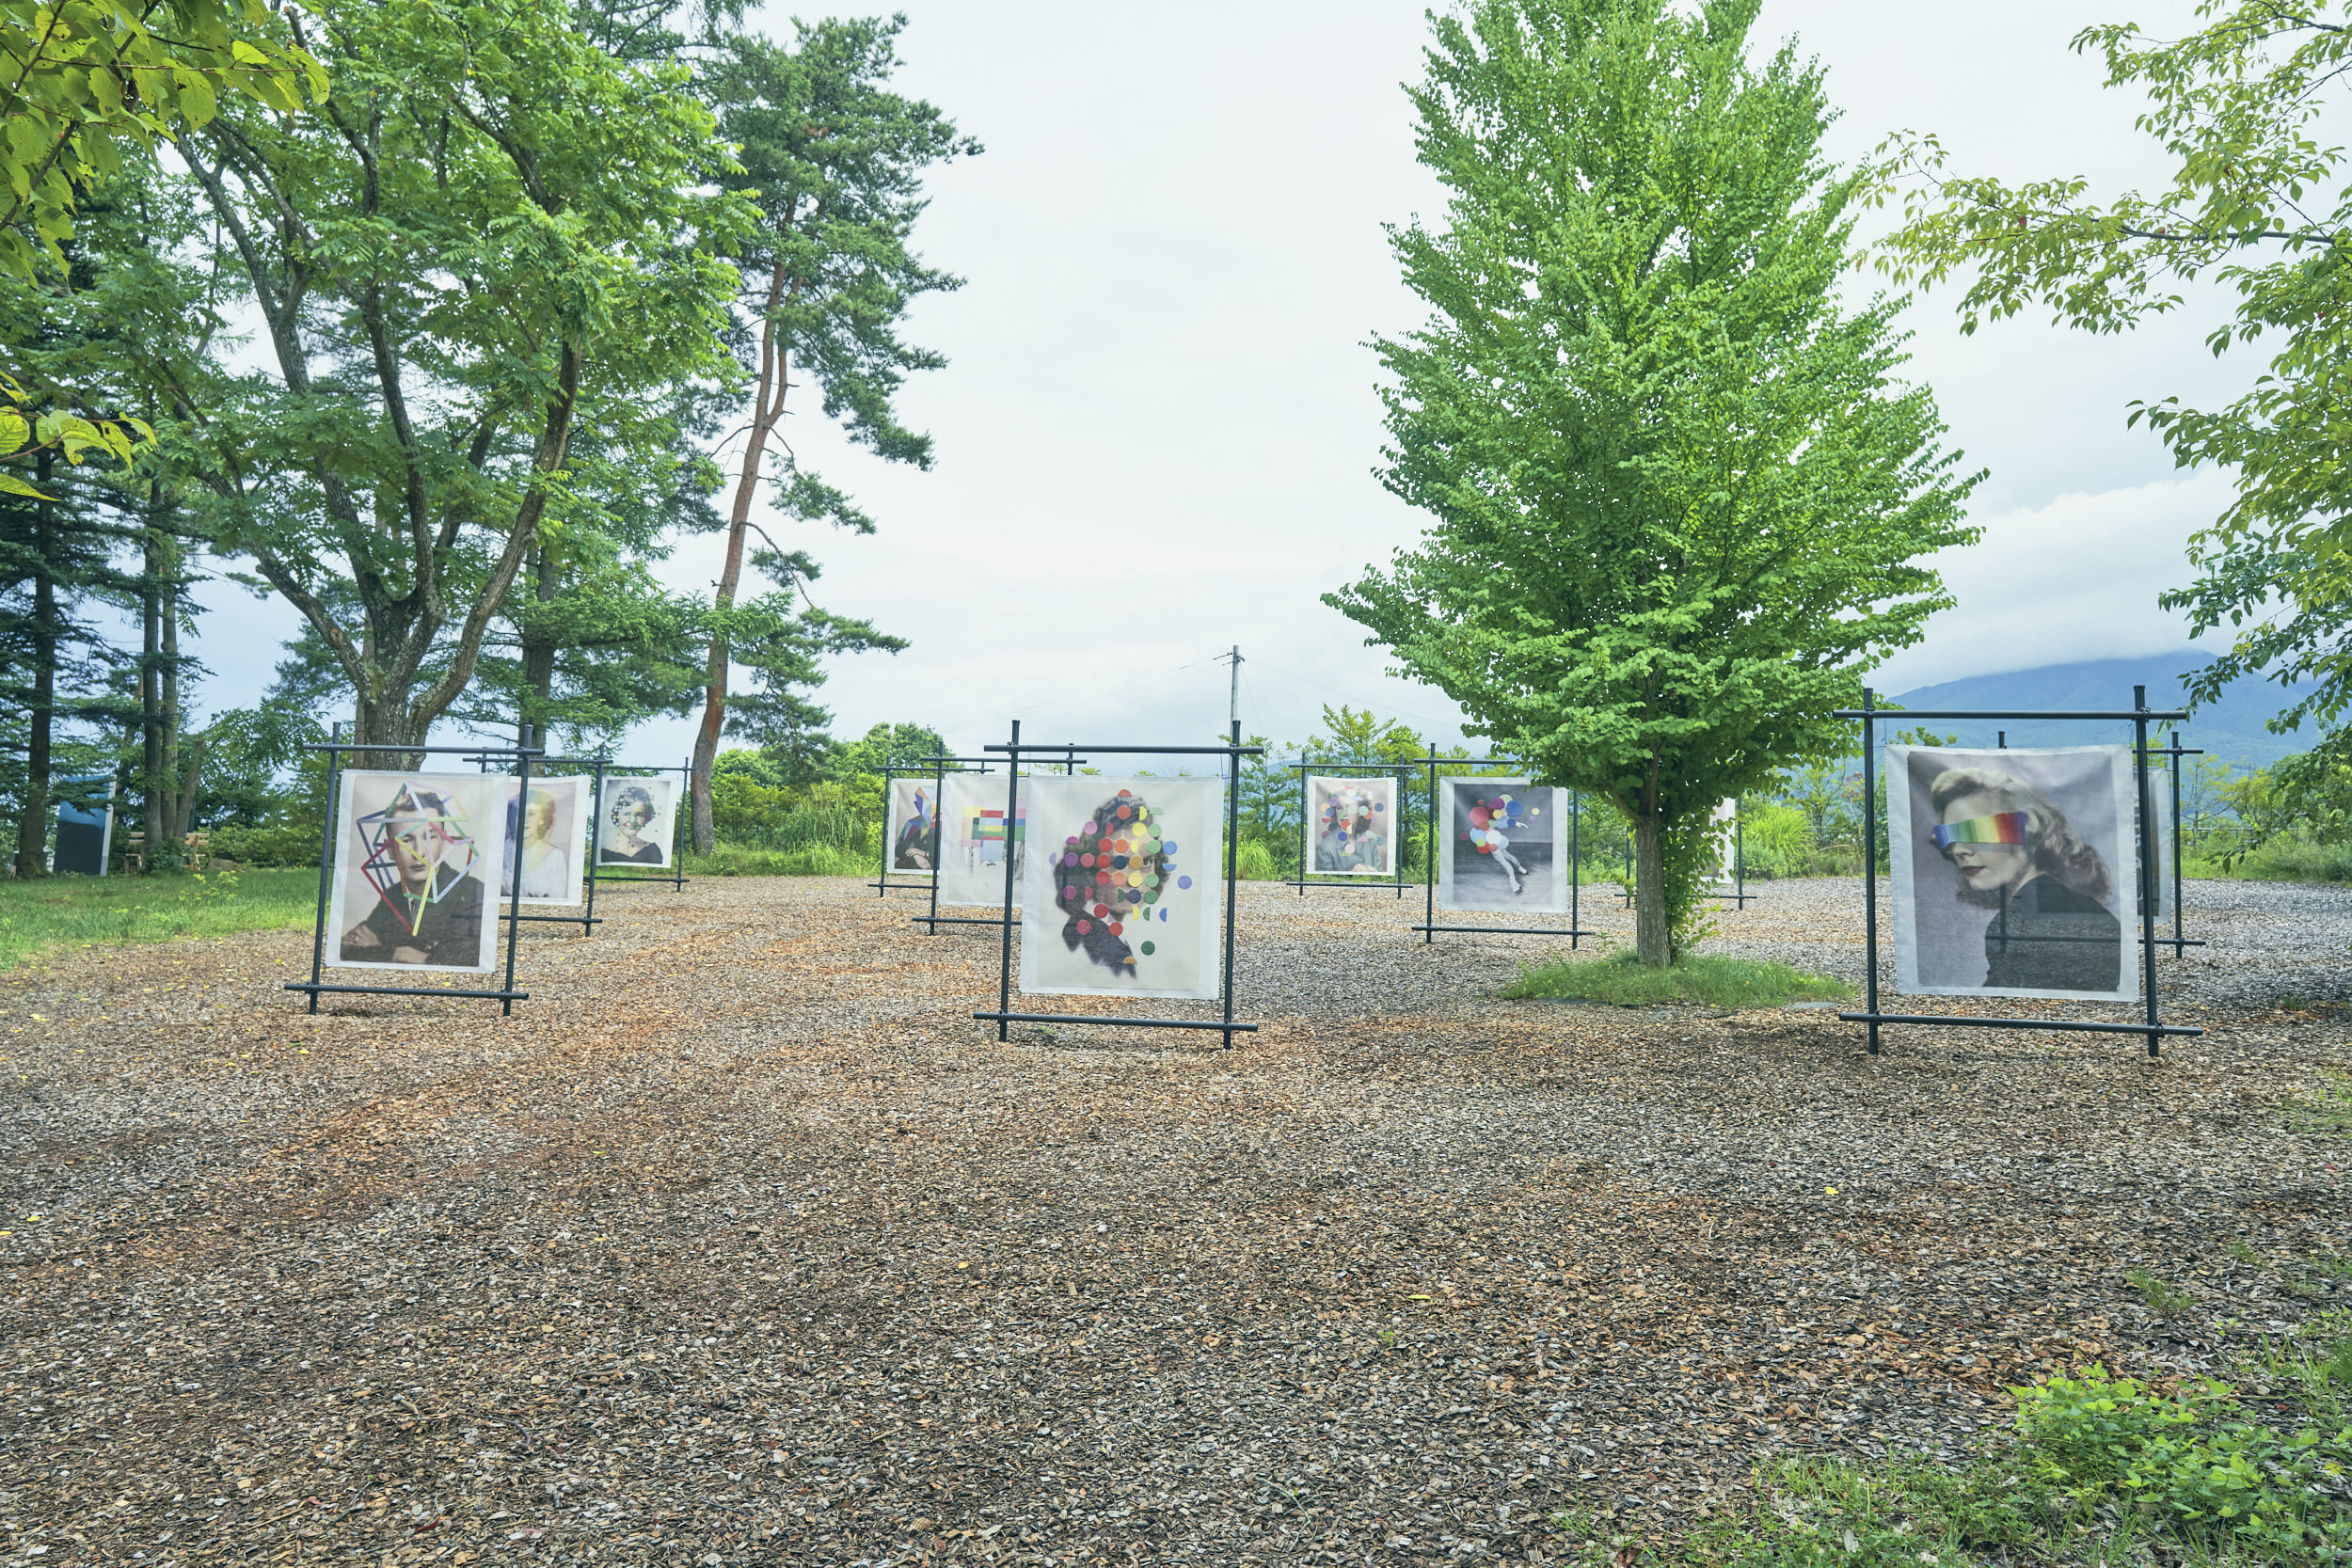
top-left (1927, 767), bottom-right (2113, 904)
top-left (608, 784), bottom-right (655, 831)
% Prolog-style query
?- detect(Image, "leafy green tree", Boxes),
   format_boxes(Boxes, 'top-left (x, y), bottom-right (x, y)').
top-left (1878, 1), bottom-right (2352, 765)
top-left (1329, 0), bottom-right (1980, 964)
top-left (1, 0), bottom-right (324, 281)
top-left (687, 14), bottom-right (977, 852)
top-left (833, 721), bottom-right (947, 781)
top-left (165, 0), bottom-right (746, 750)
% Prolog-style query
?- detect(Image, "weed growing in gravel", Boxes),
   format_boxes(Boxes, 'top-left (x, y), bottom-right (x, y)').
top-left (2126, 1267), bottom-right (2198, 1317)
top-left (0, 868), bottom-right (317, 969)
top-left (1501, 952), bottom-right (1850, 1009)
top-left (2285, 1070), bottom-right (2352, 1133)
top-left (1553, 1353), bottom-right (2352, 1566)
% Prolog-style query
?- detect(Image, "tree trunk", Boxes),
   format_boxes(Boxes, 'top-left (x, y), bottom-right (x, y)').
top-left (516, 543), bottom-right (560, 752)
top-left (140, 531), bottom-right (161, 873)
top-left (691, 252), bottom-right (798, 856)
top-left (14, 450), bottom-right (56, 879)
top-left (1632, 812), bottom-right (1669, 966)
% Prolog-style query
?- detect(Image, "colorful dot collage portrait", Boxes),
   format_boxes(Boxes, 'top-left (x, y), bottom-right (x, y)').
top-left (1018, 774), bottom-right (1223, 1001)
top-left (1307, 774), bottom-right (1397, 877)
top-left (1437, 778), bottom-right (1570, 914)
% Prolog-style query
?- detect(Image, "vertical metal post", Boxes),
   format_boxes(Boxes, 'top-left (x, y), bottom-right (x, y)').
top-left (1734, 802), bottom-right (1745, 908)
top-left (1295, 765), bottom-right (1308, 895)
top-left (582, 752), bottom-right (607, 936)
top-left (305, 721), bottom-right (342, 1015)
top-left (674, 757), bottom-right (690, 890)
top-left (1423, 752), bottom-right (1438, 944)
top-left (995, 721), bottom-right (1021, 1042)
top-left (1222, 720), bottom-right (1244, 1049)
top-left (1569, 789), bottom-right (1581, 951)
top-left (502, 728), bottom-right (533, 1017)
top-left (924, 752), bottom-right (946, 934)
top-left (1395, 764), bottom-right (1408, 901)
top-left (877, 762), bottom-right (895, 897)
top-left (2170, 729), bottom-right (2186, 954)
top-left (2134, 687), bottom-right (2161, 1057)
top-left (1862, 689), bottom-right (1880, 1056)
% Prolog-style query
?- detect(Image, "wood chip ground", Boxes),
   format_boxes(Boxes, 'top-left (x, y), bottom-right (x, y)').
top-left (1, 875), bottom-right (2346, 1565)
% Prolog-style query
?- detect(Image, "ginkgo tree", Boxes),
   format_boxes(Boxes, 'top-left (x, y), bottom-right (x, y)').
top-left (1332, 0), bottom-right (1979, 965)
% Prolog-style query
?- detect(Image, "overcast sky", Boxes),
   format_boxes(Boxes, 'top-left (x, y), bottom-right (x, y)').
top-left (195, 0), bottom-right (2247, 764)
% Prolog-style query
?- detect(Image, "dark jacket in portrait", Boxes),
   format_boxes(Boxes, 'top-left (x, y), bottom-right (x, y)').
top-left (341, 863), bottom-right (486, 967)
top-left (1982, 875), bottom-right (2122, 992)
top-left (600, 841), bottom-right (664, 865)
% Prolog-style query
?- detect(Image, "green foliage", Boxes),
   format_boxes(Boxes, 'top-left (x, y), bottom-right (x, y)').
top-left (173, 0), bottom-right (750, 747)
top-left (1593, 1350), bottom-right (2352, 1567)
top-left (2126, 1266), bottom-right (2199, 1317)
top-left (1331, 0), bottom-right (1979, 966)
top-left (0, 864), bottom-right (314, 967)
top-left (1879, 2), bottom-right (2352, 772)
top-left (1501, 951), bottom-right (1848, 1009)
top-left (688, 14), bottom-right (977, 850)
top-left (1234, 839), bottom-right (1278, 881)
top-left (0, 0), bottom-right (326, 283)
top-left (834, 723), bottom-right (949, 780)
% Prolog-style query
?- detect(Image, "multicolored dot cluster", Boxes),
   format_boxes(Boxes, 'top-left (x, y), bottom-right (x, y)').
top-left (1320, 785), bottom-right (1387, 846)
top-left (1461, 791), bottom-right (1539, 854)
top-left (1055, 789), bottom-right (1190, 965)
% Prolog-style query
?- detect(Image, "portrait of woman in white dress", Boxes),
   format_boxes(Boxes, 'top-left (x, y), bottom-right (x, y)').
top-left (503, 784), bottom-right (575, 901)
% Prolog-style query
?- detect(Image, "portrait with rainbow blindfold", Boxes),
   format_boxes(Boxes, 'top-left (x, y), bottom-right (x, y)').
top-left (1888, 745), bottom-right (2138, 1002)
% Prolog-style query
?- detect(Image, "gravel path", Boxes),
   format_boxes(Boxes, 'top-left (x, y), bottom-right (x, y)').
top-left (0, 876), bottom-right (2346, 1568)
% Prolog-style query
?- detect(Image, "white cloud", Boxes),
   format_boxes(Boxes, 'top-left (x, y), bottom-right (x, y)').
top-left (1871, 468), bottom-right (2236, 689)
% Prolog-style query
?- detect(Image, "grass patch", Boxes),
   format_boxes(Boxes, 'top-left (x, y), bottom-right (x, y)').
top-left (2126, 1265), bottom-right (2198, 1317)
top-left (1501, 950), bottom-right (1849, 1009)
top-left (0, 868), bottom-right (319, 969)
top-left (1554, 1329), bottom-right (2352, 1566)
top-left (682, 841), bottom-right (876, 878)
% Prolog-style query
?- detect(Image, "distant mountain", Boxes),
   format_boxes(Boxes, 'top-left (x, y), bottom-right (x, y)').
top-left (1887, 651), bottom-right (2316, 768)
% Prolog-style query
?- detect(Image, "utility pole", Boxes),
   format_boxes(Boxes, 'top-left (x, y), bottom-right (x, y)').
top-left (1216, 645), bottom-right (1243, 780)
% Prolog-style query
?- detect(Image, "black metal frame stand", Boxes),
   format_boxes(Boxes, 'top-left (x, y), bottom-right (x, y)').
top-left (1837, 685), bottom-right (2201, 1057)
top-left (911, 749), bottom-right (1084, 932)
top-left (2150, 730), bottom-right (2205, 956)
top-left (1413, 752), bottom-right (1600, 946)
top-left (870, 759), bottom-right (938, 898)
top-left (591, 756), bottom-right (691, 892)
top-left (1716, 803), bottom-right (1754, 909)
top-left (464, 739), bottom-right (610, 937)
top-left (973, 720), bottom-right (1262, 1048)
top-left (286, 722), bottom-right (535, 1016)
top-left (1285, 759), bottom-right (1413, 898)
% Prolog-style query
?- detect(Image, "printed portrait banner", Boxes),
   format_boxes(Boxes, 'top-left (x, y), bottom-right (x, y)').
top-left (1307, 774), bottom-right (1398, 877)
top-left (1020, 775), bottom-right (1222, 1001)
top-left (884, 777), bottom-right (938, 876)
top-left (596, 775), bottom-right (677, 869)
top-left (501, 775), bottom-right (590, 906)
top-left (938, 771), bottom-right (1027, 908)
top-left (1709, 798), bottom-right (1738, 883)
top-left (1888, 744), bottom-right (2138, 1003)
top-left (327, 771), bottom-right (508, 974)
top-left (1438, 779), bottom-right (1569, 914)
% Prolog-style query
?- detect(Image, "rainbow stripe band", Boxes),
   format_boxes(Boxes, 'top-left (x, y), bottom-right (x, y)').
top-left (1932, 811), bottom-right (2026, 850)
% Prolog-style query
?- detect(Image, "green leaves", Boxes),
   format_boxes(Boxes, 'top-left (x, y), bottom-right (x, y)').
top-left (1881, 2), bottom-right (2352, 764)
top-left (1334, 0), bottom-right (1977, 960)
top-left (0, 0), bottom-right (327, 281)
